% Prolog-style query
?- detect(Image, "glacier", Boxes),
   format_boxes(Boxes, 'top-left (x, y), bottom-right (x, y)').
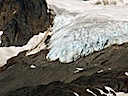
top-left (46, 0), bottom-right (128, 63)
top-left (46, 13), bottom-right (128, 63)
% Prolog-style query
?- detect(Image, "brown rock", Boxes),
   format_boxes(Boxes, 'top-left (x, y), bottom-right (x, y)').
top-left (0, 0), bottom-right (52, 46)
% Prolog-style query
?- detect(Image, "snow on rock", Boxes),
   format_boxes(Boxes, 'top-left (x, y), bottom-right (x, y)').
top-left (97, 70), bottom-right (104, 73)
top-left (0, 31), bottom-right (48, 67)
top-left (25, 32), bottom-right (48, 56)
top-left (87, 86), bottom-right (128, 96)
top-left (0, 46), bottom-right (23, 67)
top-left (125, 72), bottom-right (128, 76)
top-left (74, 67), bottom-right (84, 73)
top-left (108, 67), bottom-right (111, 71)
top-left (97, 87), bottom-right (116, 96)
top-left (86, 89), bottom-right (97, 96)
top-left (97, 86), bottom-right (128, 96)
top-left (0, 31), bottom-right (3, 44)
top-left (30, 65), bottom-right (36, 69)
top-left (73, 92), bottom-right (80, 96)
top-left (0, 31), bottom-right (3, 36)
top-left (46, 0), bottom-right (128, 63)
top-left (116, 92), bottom-right (128, 96)
top-left (104, 86), bottom-right (116, 94)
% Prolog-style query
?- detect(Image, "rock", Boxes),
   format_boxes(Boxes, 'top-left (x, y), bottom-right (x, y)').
top-left (3, 66), bottom-right (128, 96)
top-left (3, 82), bottom-right (75, 96)
top-left (0, 0), bottom-right (52, 46)
top-left (0, 43), bottom-right (128, 96)
top-left (3, 68), bottom-right (128, 96)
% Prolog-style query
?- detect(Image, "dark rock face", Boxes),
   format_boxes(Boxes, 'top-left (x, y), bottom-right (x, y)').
top-left (0, 43), bottom-right (128, 96)
top-left (4, 83), bottom-right (75, 96)
top-left (3, 68), bottom-right (128, 96)
top-left (0, 0), bottom-right (51, 46)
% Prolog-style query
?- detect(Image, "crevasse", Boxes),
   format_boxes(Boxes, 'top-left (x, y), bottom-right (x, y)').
top-left (46, 13), bottom-right (128, 63)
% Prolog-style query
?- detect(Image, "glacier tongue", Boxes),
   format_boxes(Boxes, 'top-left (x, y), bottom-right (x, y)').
top-left (46, 0), bottom-right (128, 63)
top-left (46, 12), bottom-right (128, 63)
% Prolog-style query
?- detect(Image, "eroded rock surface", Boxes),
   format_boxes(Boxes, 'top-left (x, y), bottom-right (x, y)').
top-left (0, 43), bottom-right (128, 96)
top-left (0, 0), bottom-right (51, 46)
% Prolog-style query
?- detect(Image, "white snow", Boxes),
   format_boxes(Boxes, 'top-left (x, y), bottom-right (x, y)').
top-left (97, 87), bottom-right (116, 96)
top-left (13, 10), bottom-right (17, 14)
top-left (116, 92), bottom-right (128, 96)
top-left (25, 32), bottom-right (49, 56)
top-left (0, 31), bottom-right (3, 36)
top-left (0, 31), bottom-right (3, 44)
top-left (97, 88), bottom-right (105, 95)
top-left (73, 92), bottom-right (80, 96)
top-left (74, 67), bottom-right (84, 73)
top-left (86, 89), bottom-right (97, 96)
top-left (125, 72), bottom-right (128, 76)
top-left (86, 86), bottom-right (128, 96)
top-left (30, 64), bottom-right (36, 69)
top-left (0, 31), bottom-right (49, 67)
top-left (0, 47), bottom-right (23, 67)
top-left (97, 70), bottom-right (104, 73)
top-left (104, 86), bottom-right (116, 93)
top-left (108, 68), bottom-right (111, 71)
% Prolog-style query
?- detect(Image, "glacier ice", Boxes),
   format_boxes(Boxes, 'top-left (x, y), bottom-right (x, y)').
top-left (46, 12), bottom-right (128, 63)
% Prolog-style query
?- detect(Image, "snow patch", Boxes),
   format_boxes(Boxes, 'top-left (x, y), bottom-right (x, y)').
top-left (97, 86), bottom-right (128, 96)
top-left (0, 31), bottom-right (3, 35)
top-left (116, 92), bottom-right (128, 96)
top-left (125, 72), bottom-right (128, 76)
top-left (97, 70), bottom-right (104, 73)
top-left (25, 32), bottom-right (47, 56)
top-left (87, 86), bottom-right (128, 96)
top-left (0, 31), bottom-right (49, 67)
top-left (104, 86), bottom-right (116, 94)
top-left (108, 67), bottom-right (111, 71)
top-left (73, 92), bottom-right (79, 96)
top-left (74, 67), bottom-right (84, 73)
top-left (86, 89), bottom-right (97, 96)
top-left (0, 31), bottom-right (3, 44)
top-left (0, 47), bottom-right (23, 67)
top-left (13, 10), bottom-right (17, 14)
top-left (30, 65), bottom-right (36, 69)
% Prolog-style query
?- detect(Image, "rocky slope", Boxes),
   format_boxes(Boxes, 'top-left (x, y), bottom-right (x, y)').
top-left (0, 43), bottom-right (128, 96)
top-left (0, 0), bottom-right (52, 46)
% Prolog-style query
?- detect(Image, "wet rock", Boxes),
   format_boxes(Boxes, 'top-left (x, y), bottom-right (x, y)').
top-left (0, 0), bottom-right (52, 46)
